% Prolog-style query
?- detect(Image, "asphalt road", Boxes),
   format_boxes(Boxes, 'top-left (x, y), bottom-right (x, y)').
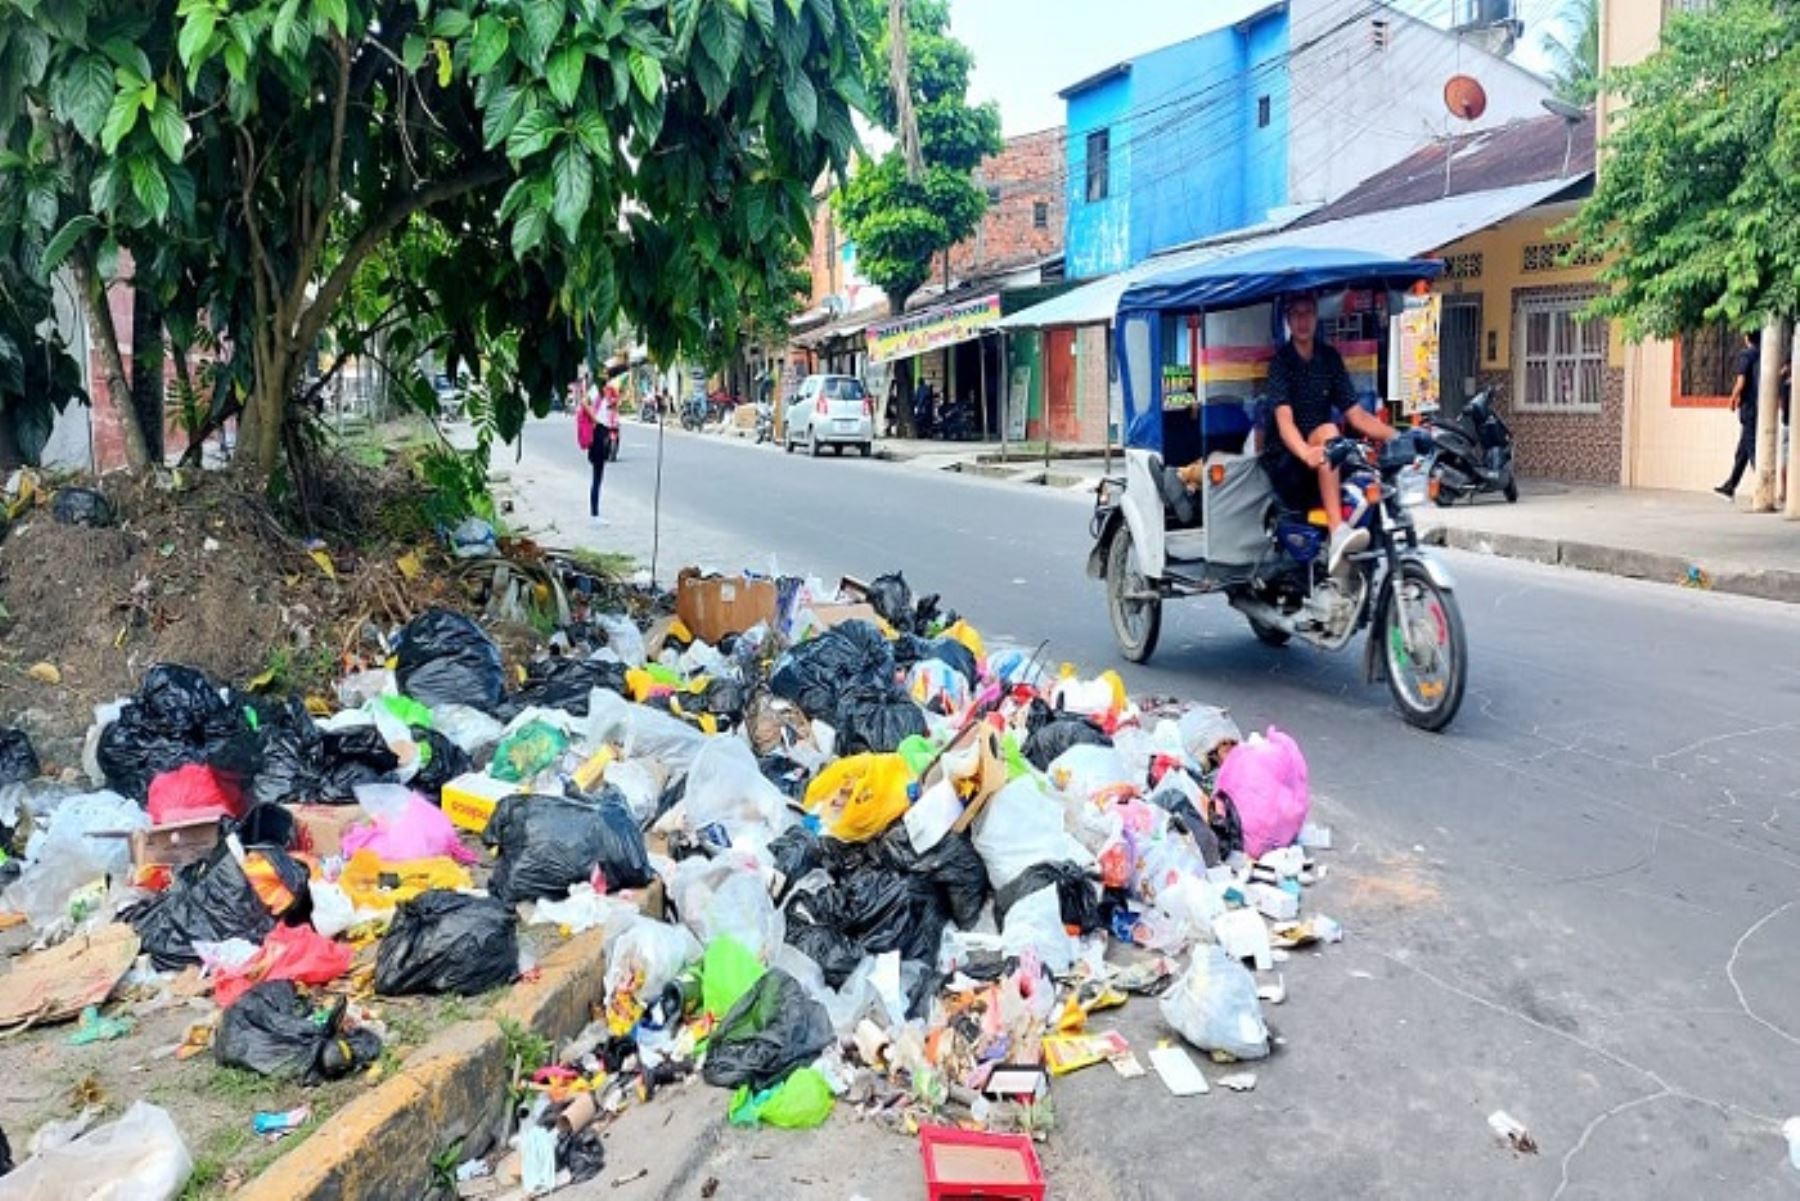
top-left (509, 418), bottom-right (1800, 1200)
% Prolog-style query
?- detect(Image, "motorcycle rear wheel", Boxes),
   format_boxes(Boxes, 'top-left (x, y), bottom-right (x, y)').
top-left (1503, 478), bottom-right (1519, 503)
top-left (1383, 561), bottom-right (1467, 732)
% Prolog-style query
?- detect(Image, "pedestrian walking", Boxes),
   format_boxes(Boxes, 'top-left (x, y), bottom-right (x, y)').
top-left (1715, 331), bottom-right (1761, 500)
top-left (575, 372), bottom-right (613, 525)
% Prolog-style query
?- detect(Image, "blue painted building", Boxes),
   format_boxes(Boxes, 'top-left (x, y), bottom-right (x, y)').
top-left (1063, 4), bottom-right (1290, 279)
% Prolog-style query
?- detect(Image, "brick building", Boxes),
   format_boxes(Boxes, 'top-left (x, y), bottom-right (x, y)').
top-left (935, 126), bottom-right (1066, 283)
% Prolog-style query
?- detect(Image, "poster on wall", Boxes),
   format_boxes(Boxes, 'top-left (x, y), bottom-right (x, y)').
top-left (1390, 294), bottom-right (1442, 416)
top-left (1007, 365), bottom-right (1031, 440)
top-left (1161, 364), bottom-right (1197, 411)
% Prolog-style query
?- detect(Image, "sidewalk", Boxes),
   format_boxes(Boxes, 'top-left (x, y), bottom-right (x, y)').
top-left (1419, 483), bottom-right (1800, 602)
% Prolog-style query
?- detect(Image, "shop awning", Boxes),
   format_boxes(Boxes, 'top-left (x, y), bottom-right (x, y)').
top-left (996, 176), bottom-right (1583, 331)
top-left (793, 313), bottom-right (877, 350)
top-left (866, 293), bottom-right (1001, 364)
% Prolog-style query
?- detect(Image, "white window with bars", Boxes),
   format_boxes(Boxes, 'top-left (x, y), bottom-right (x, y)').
top-left (1515, 294), bottom-right (1606, 413)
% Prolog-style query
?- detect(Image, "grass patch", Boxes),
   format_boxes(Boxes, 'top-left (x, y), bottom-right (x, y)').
top-left (564, 548), bottom-right (636, 579)
top-left (202, 1066), bottom-right (287, 1104)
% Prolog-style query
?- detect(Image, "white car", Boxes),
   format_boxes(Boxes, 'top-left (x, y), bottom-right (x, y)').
top-left (784, 374), bottom-right (874, 457)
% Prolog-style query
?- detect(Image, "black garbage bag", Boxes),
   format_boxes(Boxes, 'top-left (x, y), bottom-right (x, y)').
top-left (225, 803), bottom-right (297, 850)
top-left (374, 890), bottom-right (517, 996)
top-left (97, 664), bottom-right (260, 799)
top-left (766, 825), bottom-right (821, 902)
top-left (783, 857), bottom-right (949, 976)
top-left (783, 918), bottom-right (865, 988)
top-left (215, 981), bottom-right (381, 1082)
top-left (561, 1128), bottom-right (606, 1184)
top-left (895, 636), bottom-right (978, 686)
top-left (131, 844), bottom-right (308, 969)
top-left (701, 969), bottom-right (833, 1091)
top-left (834, 685), bottom-right (928, 755)
top-left (1147, 786), bottom-right (1222, 867)
top-left (993, 861), bottom-right (1103, 934)
top-left (0, 1121), bottom-right (11, 1175)
top-left (410, 727), bottom-right (471, 800)
top-left (485, 791), bottom-right (651, 903)
top-left (251, 706), bottom-right (409, 806)
top-left (319, 725), bottom-right (401, 799)
top-left (879, 827), bottom-right (990, 930)
top-left (867, 572), bottom-right (914, 632)
top-left (50, 486), bottom-right (114, 527)
top-left (505, 657), bottom-right (629, 717)
top-left (757, 754), bottom-right (813, 804)
top-left (701, 678), bottom-right (748, 723)
top-left (394, 610), bottom-right (505, 714)
top-left (769, 621), bottom-right (894, 720)
top-left (1022, 712), bottom-right (1113, 772)
top-left (0, 729), bottom-right (39, 785)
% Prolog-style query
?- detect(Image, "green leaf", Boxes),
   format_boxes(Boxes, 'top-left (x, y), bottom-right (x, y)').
top-left (90, 160), bottom-right (124, 211)
top-left (178, 5), bottom-right (217, 69)
top-left (671, 0), bottom-right (703, 50)
top-left (165, 163), bottom-right (197, 223)
top-left (783, 0), bottom-right (803, 15)
top-left (498, 177), bottom-right (533, 221)
top-left (55, 54), bottom-right (116, 142)
top-left (698, 4), bottom-right (744, 76)
top-left (40, 215), bottom-right (99, 275)
top-left (506, 107), bottom-right (559, 160)
top-left (148, 94), bottom-right (187, 162)
top-left (784, 67), bottom-right (817, 135)
top-left (100, 89), bottom-right (141, 154)
top-left (100, 38), bottom-right (154, 82)
top-left (96, 236), bottom-right (119, 280)
top-left (402, 33), bottom-right (427, 71)
top-left (315, 0), bottom-right (349, 36)
top-left (511, 203), bottom-right (548, 258)
top-left (692, 50), bottom-right (728, 112)
top-left (805, 0), bottom-right (836, 40)
top-left (481, 85), bottom-right (528, 149)
top-left (571, 111), bottom-right (611, 164)
top-left (432, 8), bottom-right (473, 39)
top-left (551, 142), bottom-right (592, 240)
top-left (9, 25), bottom-right (50, 87)
top-left (468, 15), bottom-right (510, 75)
top-left (434, 38), bottom-right (453, 86)
top-left (224, 42), bottom-right (248, 82)
top-left (745, 187), bottom-right (772, 242)
top-left (519, 0), bottom-right (560, 68)
top-left (272, 0), bottom-right (303, 54)
top-left (546, 44), bottom-right (584, 107)
top-left (129, 156), bottom-right (170, 222)
top-left (746, 0), bottom-right (775, 35)
top-left (627, 50), bottom-right (663, 102)
top-left (26, 182), bottom-right (58, 232)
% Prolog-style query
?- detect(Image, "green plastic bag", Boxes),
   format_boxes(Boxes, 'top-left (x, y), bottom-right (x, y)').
top-left (701, 936), bottom-right (765, 1020)
top-left (373, 694), bottom-right (434, 729)
top-left (490, 720), bottom-right (569, 783)
top-left (895, 735), bottom-right (938, 777)
top-left (727, 1067), bottom-right (835, 1129)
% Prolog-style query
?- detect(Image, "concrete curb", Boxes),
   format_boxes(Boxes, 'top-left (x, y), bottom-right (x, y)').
top-left (1422, 524), bottom-right (1800, 604)
top-left (238, 928), bottom-right (609, 1201)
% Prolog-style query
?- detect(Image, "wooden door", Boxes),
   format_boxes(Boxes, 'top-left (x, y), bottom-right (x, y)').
top-left (1045, 328), bottom-right (1077, 442)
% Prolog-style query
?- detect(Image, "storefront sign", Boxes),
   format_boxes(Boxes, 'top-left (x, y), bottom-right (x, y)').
top-left (866, 294), bottom-right (1002, 365)
top-left (1392, 295), bottom-right (1442, 416)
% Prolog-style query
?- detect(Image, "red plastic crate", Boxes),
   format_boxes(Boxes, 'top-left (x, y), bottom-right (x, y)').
top-left (918, 1125), bottom-right (1046, 1201)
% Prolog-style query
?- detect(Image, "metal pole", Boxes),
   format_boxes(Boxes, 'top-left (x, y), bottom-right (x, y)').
top-left (999, 331), bottom-right (1010, 463)
top-left (1753, 316), bottom-right (1786, 512)
top-left (978, 331), bottom-right (990, 443)
top-left (1787, 320), bottom-right (1800, 519)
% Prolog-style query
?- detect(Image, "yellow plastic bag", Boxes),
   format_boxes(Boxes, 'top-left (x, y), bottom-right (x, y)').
top-left (943, 619), bottom-right (985, 661)
top-left (338, 851), bottom-right (472, 911)
top-left (802, 753), bottom-right (913, 842)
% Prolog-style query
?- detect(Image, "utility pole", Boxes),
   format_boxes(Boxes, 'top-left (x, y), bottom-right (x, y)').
top-left (1752, 316), bottom-right (1785, 512)
top-left (888, 0), bottom-right (922, 184)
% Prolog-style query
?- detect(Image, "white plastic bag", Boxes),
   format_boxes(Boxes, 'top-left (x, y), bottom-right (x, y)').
top-left (903, 779), bottom-right (963, 854)
top-left (594, 612), bottom-right (647, 668)
top-left (1178, 705), bottom-right (1242, 768)
top-left (668, 856), bottom-right (784, 960)
top-left (603, 919), bottom-right (701, 1006)
top-left (1159, 944), bottom-right (1270, 1061)
top-left (586, 690), bottom-right (707, 773)
top-left (309, 881), bottom-right (359, 938)
top-left (972, 778), bottom-right (1094, 891)
top-left (681, 738), bottom-right (791, 840)
top-left (2, 1101), bottom-right (193, 1200)
top-left (999, 885), bottom-right (1077, 974)
top-left (431, 704), bottom-right (506, 757)
top-left (5, 790), bottom-right (146, 928)
top-left (1046, 743), bottom-right (1132, 800)
top-left (603, 758), bottom-right (661, 826)
top-left (530, 883), bottom-right (637, 934)
top-left (335, 668), bottom-right (395, 710)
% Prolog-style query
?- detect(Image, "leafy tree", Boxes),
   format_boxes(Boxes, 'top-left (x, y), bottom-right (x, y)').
top-left (836, 0), bottom-right (1000, 318)
top-left (1571, 0), bottom-right (1800, 337)
top-left (1542, 0), bottom-right (1599, 103)
top-left (4, 0), bottom-right (865, 491)
top-left (0, 244), bottom-right (84, 467)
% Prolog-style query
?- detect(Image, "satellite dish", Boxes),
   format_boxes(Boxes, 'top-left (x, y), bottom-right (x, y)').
top-left (1444, 75), bottom-right (1488, 121)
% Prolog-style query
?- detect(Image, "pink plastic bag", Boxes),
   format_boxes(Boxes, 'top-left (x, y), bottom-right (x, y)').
top-left (1215, 727), bottom-right (1310, 858)
top-left (342, 792), bottom-right (477, 865)
top-left (215, 923), bottom-right (355, 1007)
top-left (147, 763), bottom-right (246, 825)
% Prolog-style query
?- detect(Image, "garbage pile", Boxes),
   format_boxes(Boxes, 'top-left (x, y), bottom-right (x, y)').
top-left (0, 565), bottom-right (1340, 1196)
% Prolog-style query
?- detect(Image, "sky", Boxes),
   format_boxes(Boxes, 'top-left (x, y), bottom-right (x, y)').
top-left (947, 0), bottom-right (1571, 137)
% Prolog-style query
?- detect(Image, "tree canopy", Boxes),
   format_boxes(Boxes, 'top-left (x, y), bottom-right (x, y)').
top-left (836, 0), bottom-right (1000, 316)
top-left (1, 0), bottom-right (866, 488)
top-left (1572, 0), bottom-right (1800, 337)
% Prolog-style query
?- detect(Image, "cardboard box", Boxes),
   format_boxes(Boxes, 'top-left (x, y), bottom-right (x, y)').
top-left (441, 772), bottom-right (520, 834)
top-left (806, 603), bottom-right (881, 630)
top-left (288, 805), bottom-right (363, 857)
top-left (675, 573), bottom-right (777, 645)
top-left (129, 818), bottom-right (221, 869)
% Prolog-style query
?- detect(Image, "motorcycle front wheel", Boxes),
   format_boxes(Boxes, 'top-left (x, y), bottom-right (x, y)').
top-left (1383, 561), bottom-right (1466, 732)
top-left (1105, 527), bottom-right (1161, 663)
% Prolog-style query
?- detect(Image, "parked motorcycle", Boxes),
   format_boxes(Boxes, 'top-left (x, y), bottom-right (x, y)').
top-left (754, 400), bottom-right (774, 445)
top-left (1426, 390), bottom-right (1517, 504)
top-left (680, 395), bottom-right (708, 431)
top-left (937, 396), bottom-right (978, 442)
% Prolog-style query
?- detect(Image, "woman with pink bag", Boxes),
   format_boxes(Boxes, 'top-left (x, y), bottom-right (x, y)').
top-left (575, 371), bottom-right (614, 525)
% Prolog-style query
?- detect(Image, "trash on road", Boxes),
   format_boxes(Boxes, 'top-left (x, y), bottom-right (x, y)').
top-left (1488, 1109), bottom-right (1539, 1154)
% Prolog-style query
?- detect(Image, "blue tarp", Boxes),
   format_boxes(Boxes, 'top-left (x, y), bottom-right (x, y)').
top-left (1114, 246), bottom-right (1442, 452)
top-left (1117, 245), bottom-right (1442, 316)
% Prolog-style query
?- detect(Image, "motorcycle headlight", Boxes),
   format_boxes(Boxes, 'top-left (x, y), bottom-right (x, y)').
top-left (1396, 464), bottom-right (1431, 509)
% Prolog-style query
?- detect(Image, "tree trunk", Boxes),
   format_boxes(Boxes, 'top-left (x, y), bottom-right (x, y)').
top-left (70, 253), bottom-right (150, 472)
top-left (237, 368), bottom-right (288, 484)
top-left (131, 288), bottom-right (166, 464)
top-left (1752, 316), bottom-right (1785, 512)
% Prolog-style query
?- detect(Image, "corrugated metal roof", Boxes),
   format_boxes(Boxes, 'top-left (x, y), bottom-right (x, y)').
top-left (997, 176), bottom-right (1579, 330)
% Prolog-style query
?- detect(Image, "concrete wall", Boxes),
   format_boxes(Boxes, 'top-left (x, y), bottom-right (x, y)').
top-left (1287, 0), bottom-right (1552, 210)
top-left (1065, 72), bottom-right (1134, 279)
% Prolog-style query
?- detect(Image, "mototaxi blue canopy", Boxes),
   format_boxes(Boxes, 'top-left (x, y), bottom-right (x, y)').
top-left (1114, 245), bottom-right (1443, 454)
